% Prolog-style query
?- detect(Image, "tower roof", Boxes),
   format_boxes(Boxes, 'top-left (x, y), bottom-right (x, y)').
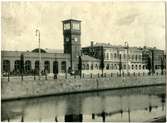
top-left (62, 19), bottom-right (81, 23)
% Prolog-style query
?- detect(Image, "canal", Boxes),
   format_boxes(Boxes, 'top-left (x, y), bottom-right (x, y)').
top-left (1, 85), bottom-right (166, 122)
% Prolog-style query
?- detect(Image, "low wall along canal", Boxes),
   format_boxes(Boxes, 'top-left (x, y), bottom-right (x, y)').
top-left (1, 74), bottom-right (166, 100)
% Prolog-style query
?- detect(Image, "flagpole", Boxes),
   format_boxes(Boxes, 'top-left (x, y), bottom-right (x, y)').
top-left (125, 42), bottom-right (129, 76)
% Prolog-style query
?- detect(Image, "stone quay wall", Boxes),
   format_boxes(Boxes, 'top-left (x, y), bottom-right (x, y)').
top-left (1, 75), bottom-right (166, 100)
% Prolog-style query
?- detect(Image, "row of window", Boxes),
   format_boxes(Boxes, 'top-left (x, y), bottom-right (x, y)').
top-left (3, 59), bottom-right (154, 73)
top-left (2, 60), bottom-right (66, 73)
top-left (105, 53), bottom-right (142, 61)
top-left (82, 63), bottom-right (146, 70)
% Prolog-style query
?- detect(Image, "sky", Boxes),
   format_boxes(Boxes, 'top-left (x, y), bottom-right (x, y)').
top-left (1, 1), bottom-right (166, 51)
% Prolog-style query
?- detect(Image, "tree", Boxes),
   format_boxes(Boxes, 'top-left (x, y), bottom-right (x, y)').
top-left (78, 56), bottom-right (82, 78)
top-left (147, 56), bottom-right (152, 75)
top-left (20, 53), bottom-right (24, 80)
top-left (119, 54), bottom-right (122, 76)
top-left (99, 46), bottom-right (104, 77)
top-left (161, 57), bottom-right (164, 75)
top-left (20, 53), bottom-right (24, 74)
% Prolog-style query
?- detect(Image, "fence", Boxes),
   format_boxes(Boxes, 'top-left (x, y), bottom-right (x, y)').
top-left (2, 71), bottom-right (166, 82)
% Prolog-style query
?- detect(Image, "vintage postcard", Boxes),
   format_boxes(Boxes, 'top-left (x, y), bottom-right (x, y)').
top-left (1, 1), bottom-right (166, 122)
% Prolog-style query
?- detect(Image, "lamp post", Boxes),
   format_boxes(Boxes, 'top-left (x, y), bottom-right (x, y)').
top-left (65, 54), bottom-right (67, 79)
top-left (100, 46), bottom-right (104, 77)
top-left (117, 49), bottom-right (122, 76)
top-left (125, 42), bottom-right (129, 76)
top-left (20, 53), bottom-right (24, 81)
top-left (36, 29), bottom-right (41, 80)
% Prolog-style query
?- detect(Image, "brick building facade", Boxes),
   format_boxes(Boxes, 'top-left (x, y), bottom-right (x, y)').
top-left (1, 19), bottom-right (166, 76)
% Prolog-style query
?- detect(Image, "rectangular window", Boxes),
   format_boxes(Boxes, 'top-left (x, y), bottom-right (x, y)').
top-left (72, 23), bottom-right (80, 30)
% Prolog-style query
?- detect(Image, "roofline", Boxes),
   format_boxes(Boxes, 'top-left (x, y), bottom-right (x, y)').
top-left (1, 50), bottom-right (26, 52)
top-left (62, 19), bottom-right (81, 22)
top-left (82, 45), bottom-right (161, 50)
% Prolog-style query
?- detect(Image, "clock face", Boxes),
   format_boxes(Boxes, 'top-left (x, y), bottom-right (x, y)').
top-left (64, 23), bottom-right (70, 30)
top-left (65, 37), bottom-right (69, 42)
top-left (72, 23), bottom-right (80, 30)
top-left (74, 37), bottom-right (78, 42)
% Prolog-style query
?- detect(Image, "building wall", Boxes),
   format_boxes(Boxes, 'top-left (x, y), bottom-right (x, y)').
top-left (82, 44), bottom-right (148, 74)
top-left (142, 47), bottom-right (165, 73)
top-left (1, 51), bottom-right (71, 75)
top-left (1, 47), bottom-right (165, 75)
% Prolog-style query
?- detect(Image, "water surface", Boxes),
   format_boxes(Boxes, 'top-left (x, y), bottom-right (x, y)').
top-left (2, 85), bottom-right (166, 122)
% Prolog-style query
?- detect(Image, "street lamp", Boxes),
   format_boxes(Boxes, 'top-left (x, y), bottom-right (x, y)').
top-left (125, 42), bottom-right (129, 76)
top-left (117, 49), bottom-right (122, 76)
top-left (35, 29), bottom-right (41, 80)
top-left (65, 53), bottom-right (68, 79)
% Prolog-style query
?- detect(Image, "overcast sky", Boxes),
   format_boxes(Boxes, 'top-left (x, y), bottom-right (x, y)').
top-left (1, 1), bottom-right (165, 51)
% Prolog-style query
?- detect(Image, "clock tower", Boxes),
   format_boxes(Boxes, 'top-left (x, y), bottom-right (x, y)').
top-left (63, 19), bottom-right (81, 72)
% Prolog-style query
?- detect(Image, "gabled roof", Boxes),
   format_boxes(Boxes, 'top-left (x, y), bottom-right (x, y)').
top-left (62, 19), bottom-right (81, 22)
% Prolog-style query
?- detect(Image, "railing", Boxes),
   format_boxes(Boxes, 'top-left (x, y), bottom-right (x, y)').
top-left (1, 71), bottom-right (166, 82)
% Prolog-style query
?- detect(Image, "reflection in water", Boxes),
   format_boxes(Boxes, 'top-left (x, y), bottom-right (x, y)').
top-left (65, 114), bottom-right (83, 122)
top-left (21, 115), bottom-right (24, 122)
top-left (1, 85), bottom-right (166, 122)
top-left (55, 116), bottom-right (58, 122)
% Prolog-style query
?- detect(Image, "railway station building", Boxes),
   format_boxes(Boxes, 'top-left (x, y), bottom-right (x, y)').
top-left (1, 19), bottom-right (165, 76)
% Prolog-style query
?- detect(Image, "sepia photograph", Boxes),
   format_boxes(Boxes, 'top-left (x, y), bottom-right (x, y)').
top-left (1, 1), bottom-right (166, 122)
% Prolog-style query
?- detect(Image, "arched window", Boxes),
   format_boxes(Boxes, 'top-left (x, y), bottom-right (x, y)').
top-left (132, 55), bottom-right (134, 60)
top-left (53, 61), bottom-right (58, 74)
top-left (132, 65), bottom-right (134, 70)
top-left (25, 60), bottom-right (31, 73)
top-left (135, 65), bottom-right (138, 70)
top-left (110, 53), bottom-right (113, 59)
top-left (86, 64), bottom-right (89, 70)
top-left (35, 61), bottom-right (39, 73)
top-left (139, 65), bottom-right (141, 70)
top-left (14, 60), bottom-right (21, 73)
top-left (3, 60), bottom-right (10, 72)
top-left (135, 55), bottom-right (138, 61)
top-left (106, 53), bottom-right (109, 60)
top-left (91, 64), bottom-right (93, 70)
top-left (61, 61), bottom-right (66, 73)
top-left (44, 61), bottom-right (50, 73)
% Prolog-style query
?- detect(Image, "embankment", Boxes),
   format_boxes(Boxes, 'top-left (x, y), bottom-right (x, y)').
top-left (1, 75), bottom-right (166, 101)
